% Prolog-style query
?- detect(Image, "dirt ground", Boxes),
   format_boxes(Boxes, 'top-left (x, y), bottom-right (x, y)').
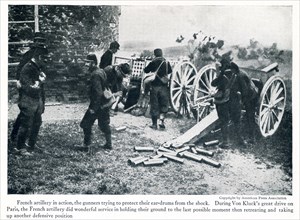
top-left (7, 102), bottom-right (292, 195)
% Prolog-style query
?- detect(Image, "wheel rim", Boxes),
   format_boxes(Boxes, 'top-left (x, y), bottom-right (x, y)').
top-left (259, 76), bottom-right (286, 137)
top-left (192, 64), bottom-right (217, 122)
top-left (169, 61), bottom-right (197, 116)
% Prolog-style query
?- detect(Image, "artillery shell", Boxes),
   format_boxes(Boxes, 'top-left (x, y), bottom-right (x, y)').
top-left (191, 147), bottom-right (198, 154)
top-left (204, 140), bottom-right (219, 146)
top-left (195, 148), bottom-right (214, 157)
top-left (158, 146), bottom-right (175, 153)
top-left (175, 146), bottom-right (190, 154)
top-left (162, 154), bottom-right (184, 163)
top-left (143, 159), bottom-right (165, 166)
top-left (134, 146), bottom-right (154, 152)
top-left (151, 154), bottom-right (163, 159)
top-left (116, 126), bottom-right (127, 131)
top-left (181, 151), bottom-right (203, 162)
top-left (210, 128), bottom-right (221, 134)
top-left (128, 157), bottom-right (149, 166)
top-left (184, 143), bottom-right (196, 147)
top-left (201, 156), bottom-right (221, 168)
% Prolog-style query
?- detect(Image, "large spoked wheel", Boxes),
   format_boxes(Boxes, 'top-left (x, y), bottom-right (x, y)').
top-left (169, 61), bottom-right (197, 116)
top-left (258, 76), bottom-right (286, 137)
top-left (192, 64), bottom-right (217, 122)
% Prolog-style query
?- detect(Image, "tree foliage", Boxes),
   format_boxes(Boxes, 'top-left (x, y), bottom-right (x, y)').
top-left (8, 5), bottom-right (120, 61)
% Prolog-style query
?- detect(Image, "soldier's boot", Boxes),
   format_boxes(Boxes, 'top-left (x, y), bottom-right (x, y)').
top-left (102, 132), bottom-right (112, 150)
top-left (159, 113), bottom-right (166, 130)
top-left (27, 124), bottom-right (41, 152)
top-left (15, 127), bottom-right (32, 156)
top-left (149, 116), bottom-right (158, 130)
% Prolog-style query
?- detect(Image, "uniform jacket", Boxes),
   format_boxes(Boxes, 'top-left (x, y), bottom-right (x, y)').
top-left (18, 59), bottom-right (45, 111)
top-left (16, 49), bottom-right (35, 80)
top-left (104, 65), bottom-right (124, 93)
top-left (144, 57), bottom-right (172, 86)
top-left (99, 50), bottom-right (113, 69)
top-left (88, 66), bottom-right (108, 112)
top-left (212, 62), bottom-right (258, 103)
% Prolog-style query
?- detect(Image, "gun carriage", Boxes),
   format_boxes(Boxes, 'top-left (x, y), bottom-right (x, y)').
top-left (114, 55), bottom-right (286, 138)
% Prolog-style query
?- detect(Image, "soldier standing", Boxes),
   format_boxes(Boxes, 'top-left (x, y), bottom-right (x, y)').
top-left (212, 51), bottom-right (258, 148)
top-left (99, 41), bottom-right (120, 69)
top-left (144, 48), bottom-right (172, 130)
top-left (14, 45), bottom-right (48, 156)
top-left (10, 33), bottom-right (47, 144)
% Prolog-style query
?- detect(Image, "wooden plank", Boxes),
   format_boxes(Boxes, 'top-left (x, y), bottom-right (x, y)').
top-left (164, 109), bottom-right (219, 148)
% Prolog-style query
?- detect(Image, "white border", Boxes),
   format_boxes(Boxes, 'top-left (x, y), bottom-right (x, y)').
top-left (1, 1), bottom-right (299, 220)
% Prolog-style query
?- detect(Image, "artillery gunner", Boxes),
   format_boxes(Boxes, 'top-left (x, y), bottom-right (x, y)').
top-left (212, 51), bottom-right (258, 148)
top-left (144, 48), bottom-right (172, 130)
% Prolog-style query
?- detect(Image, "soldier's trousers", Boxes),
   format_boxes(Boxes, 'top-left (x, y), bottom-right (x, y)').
top-left (216, 98), bottom-right (242, 144)
top-left (17, 102), bottom-right (43, 150)
top-left (150, 85), bottom-right (169, 117)
top-left (244, 98), bottom-right (258, 140)
top-left (80, 107), bottom-right (111, 146)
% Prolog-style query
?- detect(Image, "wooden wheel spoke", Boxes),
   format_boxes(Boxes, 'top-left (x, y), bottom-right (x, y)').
top-left (198, 107), bottom-right (206, 120)
top-left (261, 110), bottom-right (269, 126)
top-left (186, 84), bottom-right (195, 89)
top-left (173, 79), bottom-right (181, 87)
top-left (272, 96), bottom-right (285, 106)
top-left (175, 71), bottom-right (182, 84)
top-left (271, 109), bottom-right (279, 122)
top-left (204, 73), bottom-right (211, 90)
top-left (260, 107), bottom-right (269, 119)
top-left (200, 78), bottom-right (210, 91)
top-left (171, 86), bottom-right (181, 91)
top-left (273, 87), bottom-right (284, 102)
top-left (267, 113), bottom-right (271, 132)
top-left (264, 91), bottom-right (270, 104)
top-left (172, 90), bottom-right (182, 104)
top-left (186, 75), bottom-right (195, 85)
top-left (196, 94), bottom-right (211, 102)
top-left (197, 88), bottom-right (209, 95)
top-left (262, 113), bottom-right (270, 133)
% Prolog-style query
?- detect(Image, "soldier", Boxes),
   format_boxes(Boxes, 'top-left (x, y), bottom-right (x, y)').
top-left (14, 45), bottom-right (48, 156)
top-left (105, 62), bottom-right (131, 113)
top-left (212, 51), bottom-right (258, 148)
top-left (80, 54), bottom-right (131, 151)
top-left (144, 48), bottom-right (172, 130)
top-left (99, 41), bottom-right (120, 69)
top-left (10, 33), bottom-right (47, 144)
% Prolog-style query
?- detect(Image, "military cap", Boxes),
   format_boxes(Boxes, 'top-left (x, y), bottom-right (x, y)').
top-left (119, 63), bottom-right (131, 75)
top-left (84, 54), bottom-right (98, 65)
top-left (109, 41), bottom-right (120, 50)
top-left (154, 48), bottom-right (163, 57)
